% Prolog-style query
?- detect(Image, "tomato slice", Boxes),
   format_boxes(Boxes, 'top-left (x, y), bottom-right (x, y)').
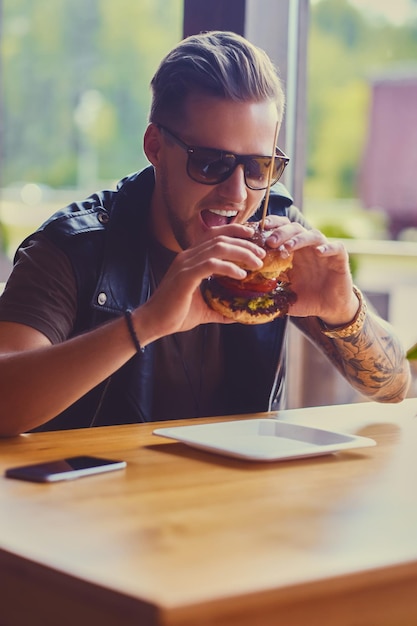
top-left (217, 276), bottom-right (278, 295)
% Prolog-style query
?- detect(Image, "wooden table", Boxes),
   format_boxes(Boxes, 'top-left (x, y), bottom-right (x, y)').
top-left (1, 399), bottom-right (417, 626)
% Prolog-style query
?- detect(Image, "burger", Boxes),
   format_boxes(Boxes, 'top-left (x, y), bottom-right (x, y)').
top-left (201, 223), bottom-right (297, 324)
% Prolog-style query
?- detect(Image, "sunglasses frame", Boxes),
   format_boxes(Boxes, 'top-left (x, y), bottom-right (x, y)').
top-left (156, 123), bottom-right (289, 190)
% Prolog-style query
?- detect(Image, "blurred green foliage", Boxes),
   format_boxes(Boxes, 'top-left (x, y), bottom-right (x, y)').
top-left (407, 343), bottom-right (417, 360)
top-left (1, 0), bottom-right (183, 187)
top-left (306, 0), bottom-right (417, 200)
top-left (2, 0), bottom-right (417, 198)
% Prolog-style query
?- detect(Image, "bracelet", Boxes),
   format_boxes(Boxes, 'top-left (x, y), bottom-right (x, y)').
top-left (124, 309), bottom-right (145, 353)
top-left (319, 286), bottom-right (367, 339)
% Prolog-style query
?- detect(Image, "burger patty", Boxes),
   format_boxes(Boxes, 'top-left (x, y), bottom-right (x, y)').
top-left (204, 278), bottom-right (297, 317)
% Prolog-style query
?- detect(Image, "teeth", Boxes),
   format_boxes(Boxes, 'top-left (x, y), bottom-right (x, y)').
top-left (209, 209), bottom-right (238, 217)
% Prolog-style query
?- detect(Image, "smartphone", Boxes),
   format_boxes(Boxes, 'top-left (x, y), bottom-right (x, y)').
top-left (5, 455), bottom-right (127, 483)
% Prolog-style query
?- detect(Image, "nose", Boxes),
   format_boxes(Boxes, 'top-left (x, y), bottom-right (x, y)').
top-left (216, 164), bottom-right (248, 204)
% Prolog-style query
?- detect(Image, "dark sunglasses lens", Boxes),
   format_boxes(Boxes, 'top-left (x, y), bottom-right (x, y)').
top-left (272, 158), bottom-right (287, 182)
top-left (245, 157), bottom-right (287, 189)
top-left (188, 149), bottom-right (235, 184)
top-left (245, 158), bottom-right (271, 189)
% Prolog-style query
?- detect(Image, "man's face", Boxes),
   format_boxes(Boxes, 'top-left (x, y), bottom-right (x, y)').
top-left (146, 95), bottom-right (281, 252)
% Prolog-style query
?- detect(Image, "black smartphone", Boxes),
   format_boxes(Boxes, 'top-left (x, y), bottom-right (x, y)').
top-left (5, 455), bottom-right (127, 483)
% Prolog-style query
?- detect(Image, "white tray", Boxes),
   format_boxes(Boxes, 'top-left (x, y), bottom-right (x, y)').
top-left (153, 419), bottom-right (376, 462)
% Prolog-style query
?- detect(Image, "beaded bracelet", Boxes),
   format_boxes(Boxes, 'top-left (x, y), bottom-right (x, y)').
top-left (319, 286), bottom-right (367, 339)
top-left (124, 309), bottom-right (145, 353)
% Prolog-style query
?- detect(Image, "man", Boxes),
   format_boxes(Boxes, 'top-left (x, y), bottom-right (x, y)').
top-left (0, 31), bottom-right (410, 435)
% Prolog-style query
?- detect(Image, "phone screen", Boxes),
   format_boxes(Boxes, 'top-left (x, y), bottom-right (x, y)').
top-left (5, 455), bottom-right (127, 483)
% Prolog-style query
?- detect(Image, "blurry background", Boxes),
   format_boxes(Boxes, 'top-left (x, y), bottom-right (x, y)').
top-left (1, 0), bottom-right (416, 404)
top-left (0, 0), bottom-right (183, 264)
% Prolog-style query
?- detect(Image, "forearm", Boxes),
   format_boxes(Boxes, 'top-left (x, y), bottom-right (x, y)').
top-left (293, 312), bottom-right (411, 403)
top-left (0, 315), bottom-right (139, 437)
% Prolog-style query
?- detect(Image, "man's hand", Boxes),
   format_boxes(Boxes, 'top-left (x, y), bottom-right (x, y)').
top-left (137, 223), bottom-right (267, 340)
top-left (256, 216), bottom-right (359, 326)
top-left (135, 216), bottom-right (360, 347)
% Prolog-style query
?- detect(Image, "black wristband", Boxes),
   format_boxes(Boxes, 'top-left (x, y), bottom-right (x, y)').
top-left (124, 309), bottom-right (145, 354)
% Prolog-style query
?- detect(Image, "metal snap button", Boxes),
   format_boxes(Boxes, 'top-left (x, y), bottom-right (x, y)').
top-left (97, 211), bottom-right (109, 224)
top-left (97, 292), bottom-right (107, 305)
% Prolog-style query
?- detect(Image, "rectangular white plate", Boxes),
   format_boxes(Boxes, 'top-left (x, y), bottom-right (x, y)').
top-left (153, 419), bottom-right (376, 462)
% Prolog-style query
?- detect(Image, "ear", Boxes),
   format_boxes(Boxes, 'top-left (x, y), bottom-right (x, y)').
top-left (143, 123), bottom-right (162, 166)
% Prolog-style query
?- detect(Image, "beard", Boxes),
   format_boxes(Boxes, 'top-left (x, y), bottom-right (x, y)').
top-left (159, 164), bottom-right (195, 251)
top-left (156, 164), bottom-right (260, 251)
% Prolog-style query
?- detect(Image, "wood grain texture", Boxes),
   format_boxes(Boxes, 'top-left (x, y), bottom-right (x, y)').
top-left (1, 399), bottom-right (417, 625)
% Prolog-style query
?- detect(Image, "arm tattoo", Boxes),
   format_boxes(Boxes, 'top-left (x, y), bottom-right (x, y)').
top-left (292, 313), bottom-right (411, 402)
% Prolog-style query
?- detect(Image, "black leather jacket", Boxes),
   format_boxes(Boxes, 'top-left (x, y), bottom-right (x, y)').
top-left (31, 166), bottom-right (295, 430)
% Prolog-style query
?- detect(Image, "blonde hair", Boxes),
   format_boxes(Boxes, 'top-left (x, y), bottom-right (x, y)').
top-left (150, 31), bottom-right (285, 125)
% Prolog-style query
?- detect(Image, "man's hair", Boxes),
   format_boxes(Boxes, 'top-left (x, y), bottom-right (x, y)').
top-left (149, 31), bottom-right (285, 126)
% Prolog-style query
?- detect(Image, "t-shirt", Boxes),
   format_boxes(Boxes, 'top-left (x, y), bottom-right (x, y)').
top-left (0, 233), bottom-right (77, 343)
top-left (0, 232), bottom-right (227, 421)
top-left (148, 237), bottom-right (227, 420)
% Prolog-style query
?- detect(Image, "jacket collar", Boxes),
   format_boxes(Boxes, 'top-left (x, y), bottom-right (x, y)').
top-left (92, 166), bottom-right (155, 314)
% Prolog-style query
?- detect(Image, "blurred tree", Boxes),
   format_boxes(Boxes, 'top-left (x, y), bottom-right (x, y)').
top-left (306, 0), bottom-right (417, 200)
top-left (3, 0), bottom-right (417, 199)
top-left (313, 0), bottom-right (367, 48)
top-left (1, 0), bottom-right (183, 188)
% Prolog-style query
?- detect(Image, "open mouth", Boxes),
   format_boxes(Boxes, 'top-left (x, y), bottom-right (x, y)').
top-left (201, 208), bottom-right (238, 228)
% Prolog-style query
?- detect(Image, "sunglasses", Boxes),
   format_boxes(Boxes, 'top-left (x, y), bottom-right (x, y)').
top-left (157, 124), bottom-right (289, 191)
